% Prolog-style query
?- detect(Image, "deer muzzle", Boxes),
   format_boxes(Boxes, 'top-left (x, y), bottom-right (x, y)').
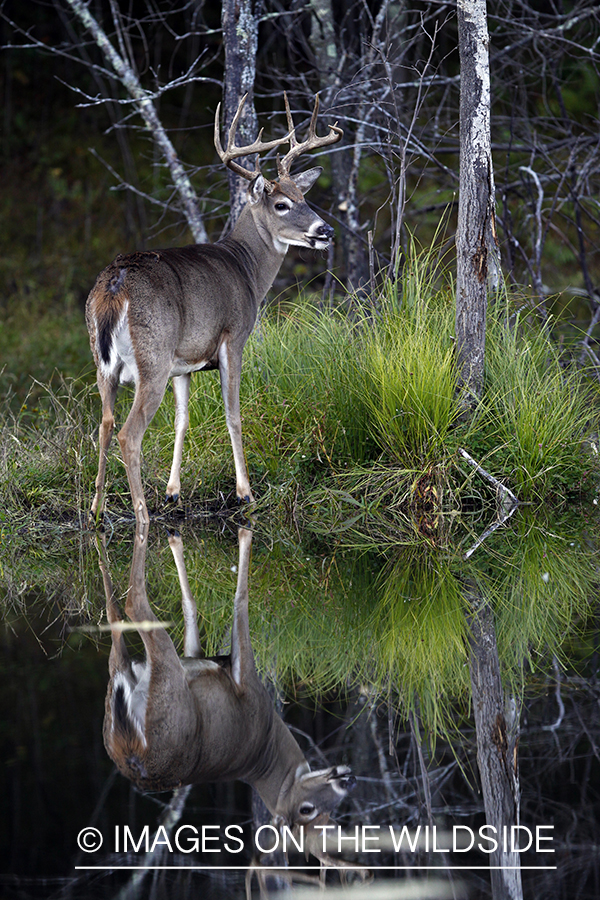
top-left (328, 765), bottom-right (357, 792)
top-left (306, 222), bottom-right (335, 249)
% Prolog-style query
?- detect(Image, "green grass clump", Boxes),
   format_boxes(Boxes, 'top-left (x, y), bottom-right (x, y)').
top-left (362, 258), bottom-right (460, 463)
top-left (459, 306), bottom-right (598, 503)
top-left (475, 511), bottom-right (598, 680)
top-left (370, 551), bottom-right (471, 733)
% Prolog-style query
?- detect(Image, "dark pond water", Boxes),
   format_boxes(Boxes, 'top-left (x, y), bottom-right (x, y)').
top-left (1, 501), bottom-right (599, 900)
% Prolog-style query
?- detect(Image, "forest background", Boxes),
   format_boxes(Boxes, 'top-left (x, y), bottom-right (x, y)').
top-left (1, 4), bottom-right (600, 899)
top-left (1, 0), bottom-right (599, 408)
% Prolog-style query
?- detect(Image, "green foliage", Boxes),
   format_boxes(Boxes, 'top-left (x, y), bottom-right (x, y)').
top-left (370, 552), bottom-right (471, 734)
top-left (362, 260), bottom-right (459, 462)
top-left (459, 305), bottom-right (598, 502)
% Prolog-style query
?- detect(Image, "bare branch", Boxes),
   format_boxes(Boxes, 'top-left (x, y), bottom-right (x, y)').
top-left (62, 0), bottom-right (208, 242)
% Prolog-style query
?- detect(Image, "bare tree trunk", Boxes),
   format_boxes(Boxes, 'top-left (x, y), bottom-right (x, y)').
top-left (63, 0), bottom-right (208, 243)
top-left (455, 0), bottom-right (499, 404)
top-left (468, 583), bottom-right (523, 900)
top-left (221, 0), bottom-right (260, 227)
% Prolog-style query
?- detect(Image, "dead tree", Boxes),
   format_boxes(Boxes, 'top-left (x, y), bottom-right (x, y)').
top-left (468, 583), bottom-right (523, 900)
top-left (455, 0), bottom-right (500, 404)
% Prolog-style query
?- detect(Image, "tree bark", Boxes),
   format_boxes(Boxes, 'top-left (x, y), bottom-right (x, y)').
top-left (455, 0), bottom-right (499, 403)
top-left (221, 0), bottom-right (260, 228)
top-left (467, 583), bottom-right (523, 900)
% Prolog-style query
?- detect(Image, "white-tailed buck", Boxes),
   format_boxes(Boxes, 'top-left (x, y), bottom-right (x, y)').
top-left (99, 526), bottom-right (360, 865)
top-left (86, 94), bottom-right (342, 525)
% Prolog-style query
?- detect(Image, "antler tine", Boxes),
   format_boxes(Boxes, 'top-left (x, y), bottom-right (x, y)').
top-left (277, 93), bottom-right (343, 178)
top-left (282, 91), bottom-right (298, 153)
top-left (214, 94), bottom-right (292, 182)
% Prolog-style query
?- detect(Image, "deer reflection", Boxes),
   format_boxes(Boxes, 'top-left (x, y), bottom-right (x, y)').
top-left (99, 525), bottom-right (356, 849)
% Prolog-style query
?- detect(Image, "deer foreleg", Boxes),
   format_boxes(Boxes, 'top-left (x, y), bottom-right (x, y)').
top-left (166, 374), bottom-right (190, 503)
top-left (168, 531), bottom-right (202, 658)
top-left (90, 371), bottom-right (119, 523)
top-left (218, 340), bottom-right (254, 503)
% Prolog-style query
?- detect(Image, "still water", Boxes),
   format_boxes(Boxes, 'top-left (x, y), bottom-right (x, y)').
top-left (1, 499), bottom-right (598, 899)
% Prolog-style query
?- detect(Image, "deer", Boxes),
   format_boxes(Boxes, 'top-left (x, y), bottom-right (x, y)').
top-left (86, 94), bottom-right (342, 526)
top-left (98, 525), bottom-right (367, 880)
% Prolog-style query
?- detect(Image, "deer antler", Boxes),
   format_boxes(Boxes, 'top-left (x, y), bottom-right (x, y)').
top-left (214, 94), bottom-right (292, 182)
top-left (302, 816), bottom-right (371, 883)
top-left (277, 92), bottom-right (343, 178)
top-left (215, 93), bottom-right (343, 182)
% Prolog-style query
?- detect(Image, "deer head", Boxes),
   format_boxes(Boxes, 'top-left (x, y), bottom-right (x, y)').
top-left (215, 92), bottom-right (343, 252)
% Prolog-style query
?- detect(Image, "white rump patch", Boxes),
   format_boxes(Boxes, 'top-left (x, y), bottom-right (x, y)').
top-left (113, 664), bottom-right (150, 747)
top-left (97, 301), bottom-right (139, 384)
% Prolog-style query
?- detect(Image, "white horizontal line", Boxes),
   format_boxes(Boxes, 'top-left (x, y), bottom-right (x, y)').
top-left (75, 865), bottom-right (557, 871)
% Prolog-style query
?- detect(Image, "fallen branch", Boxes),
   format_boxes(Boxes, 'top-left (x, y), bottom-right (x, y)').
top-left (459, 448), bottom-right (519, 559)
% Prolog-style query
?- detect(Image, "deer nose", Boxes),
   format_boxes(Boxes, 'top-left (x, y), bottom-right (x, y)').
top-left (328, 766), bottom-right (356, 791)
top-left (315, 223), bottom-right (334, 241)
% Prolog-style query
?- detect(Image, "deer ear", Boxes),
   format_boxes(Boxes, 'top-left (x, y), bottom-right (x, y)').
top-left (248, 174), bottom-right (267, 204)
top-left (248, 173), bottom-right (276, 204)
top-left (293, 167), bottom-right (322, 194)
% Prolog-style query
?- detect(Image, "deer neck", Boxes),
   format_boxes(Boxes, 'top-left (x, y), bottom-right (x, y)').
top-left (227, 205), bottom-right (287, 301)
top-left (250, 713), bottom-right (309, 817)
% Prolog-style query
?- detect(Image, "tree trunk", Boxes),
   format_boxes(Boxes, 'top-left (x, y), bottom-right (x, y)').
top-left (221, 0), bottom-right (260, 227)
top-left (468, 583), bottom-right (523, 900)
top-left (455, 0), bottom-right (499, 403)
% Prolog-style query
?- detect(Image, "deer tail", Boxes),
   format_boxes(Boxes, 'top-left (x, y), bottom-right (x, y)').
top-left (87, 263), bottom-right (129, 368)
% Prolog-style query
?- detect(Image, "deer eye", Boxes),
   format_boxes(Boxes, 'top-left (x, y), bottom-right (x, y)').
top-left (274, 201), bottom-right (290, 212)
top-left (299, 803), bottom-right (315, 817)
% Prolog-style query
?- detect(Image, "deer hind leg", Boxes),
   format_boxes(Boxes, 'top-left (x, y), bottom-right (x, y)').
top-left (105, 524), bottom-right (191, 753)
top-left (168, 531), bottom-right (202, 658)
top-left (90, 370), bottom-right (120, 523)
top-left (126, 525), bottom-right (186, 668)
top-left (96, 530), bottom-right (129, 677)
top-left (117, 371), bottom-right (170, 527)
top-left (166, 373), bottom-right (191, 503)
top-left (218, 339), bottom-right (254, 503)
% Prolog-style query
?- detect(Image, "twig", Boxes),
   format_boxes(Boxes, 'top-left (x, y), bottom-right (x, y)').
top-left (115, 785), bottom-right (192, 900)
top-left (542, 656), bottom-right (565, 733)
top-left (459, 448), bottom-right (519, 513)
